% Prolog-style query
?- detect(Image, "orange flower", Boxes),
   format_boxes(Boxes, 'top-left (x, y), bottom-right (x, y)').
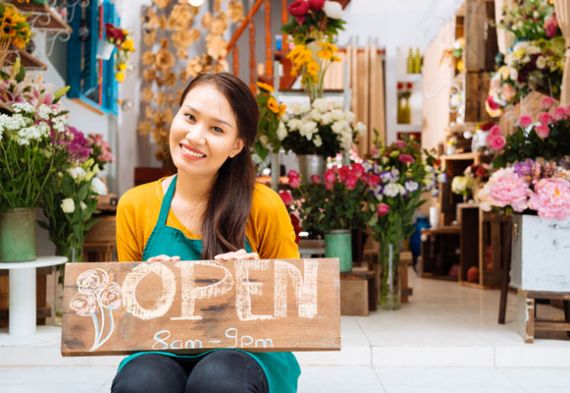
top-left (267, 96), bottom-right (280, 114)
top-left (256, 81), bottom-right (273, 93)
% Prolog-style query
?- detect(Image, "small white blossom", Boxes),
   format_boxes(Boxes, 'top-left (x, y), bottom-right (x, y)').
top-left (321, 112), bottom-right (333, 125)
top-left (80, 201), bottom-right (87, 210)
top-left (277, 121), bottom-right (287, 141)
top-left (536, 56), bottom-right (546, 69)
top-left (12, 102), bottom-right (35, 114)
top-left (90, 177), bottom-right (108, 195)
top-left (312, 98), bottom-right (329, 113)
top-left (287, 118), bottom-right (302, 131)
top-left (68, 166), bottom-right (87, 182)
top-left (61, 198), bottom-right (75, 213)
top-left (355, 121), bottom-right (367, 134)
top-left (299, 120), bottom-right (317, 138)
top-left (330, 109), bottom-right (345, 121)
top-left (313, 135), bottom-right (323, 147)
top-left (405, 181), bottom-right (419, 192)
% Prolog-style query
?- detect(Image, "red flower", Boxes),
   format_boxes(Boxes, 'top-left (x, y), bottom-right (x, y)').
top-left (377, 203), bottom-right (390, 217)
top-left (345, 174), bottom-right (358, 190)
top-left (365, 174), bottom-right (380, 188)
top-left (279, 190), bottom-right (294, 206)
top-left (538, 112), bottom-right (553, 125)
top-left (398, 154), bottom-right (415, 164)
top-left (397, 82), bottom-right (404, 90)
top-left (288, 0), bottom-right (310, 23)
top-left (351, 163), bottom-right (364, 178)
top-left (338, 166), bottom-right (350, 182)
top-left (487, 96), bottom-right (500, 110)
top-left (489, 125), bottom-right (502, 137)
top-left (310, 174), bottom-right (322, 184)
top-left (535, 124), bottom-right (550, 139)
top-left (288, 170), bottom-right (301, 189)
top-left (308, 0), bottom-right (324, 11)
top-left (394, 140), bottom-right (406, 149)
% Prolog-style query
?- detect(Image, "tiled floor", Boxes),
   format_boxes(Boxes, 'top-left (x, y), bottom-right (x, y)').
top-left (1, 268), bottom-right (569, 392)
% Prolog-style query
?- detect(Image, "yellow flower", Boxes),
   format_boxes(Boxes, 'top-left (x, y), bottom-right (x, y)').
top-left (115, 71), bottom-right (125, 82)
top-left (122, 37), bottom-right (135, 52)
top-left (317, 42), bottom-right (337, 60)
top-left (306, 61), bottom-right (320, 78)
top-left (118, 63), bottom-right (127, 71)
top-left (267, 96), bottom-right (280, 114)
top-left (256, 81), bottom-right (273, 93)
top-left (279, 103), bottom-right (286, 116)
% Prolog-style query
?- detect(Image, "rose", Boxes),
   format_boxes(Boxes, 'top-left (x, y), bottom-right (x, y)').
top-left (309, 0), bottom-right (324, 11)
top-left (310, 175), bottom-right (322, 184)
top-left (279, 190), bottom-right (294, 205)
top-left (99, 282), bottom-right (122, 310)
top-left (534, 124), bottom-right (550, 139)
top-left (287, 170), bottom-right (301, 189)
top-left (345, 174), bottom-right (358, 190)
top-left (77, 268), bottom-right (110, 296)
top-left (351, 163), bottom-right (364, 178)
top-left (541, 96), bottom-right (556, 109)
top-left (489, 125), bottom-right (502, 136)
top-left (377, 203), bottom-right (390, 217)
top-left (518, 115), bottom-right (532, 128)
top-left (365, 174), bottom-right (380, 188)
top-left (288, 0), bottom-right (310, 23)
top-left (69, 294), bottom-right (96, 317)
top-left (553, 107), bottom-right (567, 121)
top-left (538, 112), bottom-right (553, 125)
top-left (394, 140), bottom-right (406, 149)
top-left (528, 178), bottom-right (570, 220)
top-left (487, 134), bottom-right (506, 150)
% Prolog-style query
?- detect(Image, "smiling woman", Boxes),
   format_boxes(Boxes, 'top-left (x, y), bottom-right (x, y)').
top-left (113, 72), bottom-right (301, 393)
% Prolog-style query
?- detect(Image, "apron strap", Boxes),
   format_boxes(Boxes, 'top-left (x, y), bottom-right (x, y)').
top-left (157, 175), bottom-right (177, 226)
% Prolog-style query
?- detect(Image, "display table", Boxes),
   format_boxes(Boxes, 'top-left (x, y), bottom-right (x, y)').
top-left (0, 256), bottom-right (67, 336)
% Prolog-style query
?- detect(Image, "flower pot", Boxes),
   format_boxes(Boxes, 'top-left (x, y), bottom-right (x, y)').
top-left (378, 240), bottom-right (401, 310)
top-left (510, 214), bottom-right (570, 292)
top-left (96, 40), bottom-right (115, 60)
top-left (0, 208), bottom-right (36, 262)
top-left (325, 229), bottom-right (352, 273)
top-left (297, 154), bottom-right (325, 184)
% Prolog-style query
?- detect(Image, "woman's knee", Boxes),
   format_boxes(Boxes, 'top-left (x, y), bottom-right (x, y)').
top-left (185, 350), bottom-right (268, 393)
top-left (112, 354), bottom-right (187, 393)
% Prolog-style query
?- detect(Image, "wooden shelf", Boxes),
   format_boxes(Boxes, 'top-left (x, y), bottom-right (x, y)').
top-left (5, 49), bottom-right (47, 70)
top-left (442, 152), bottom-right (477, 161)
top-left (9, 1), bottom-right (72, 33)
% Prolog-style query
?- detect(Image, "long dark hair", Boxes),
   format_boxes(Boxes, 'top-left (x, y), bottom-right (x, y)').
top-left (178, 72), bottom-right (259, 259)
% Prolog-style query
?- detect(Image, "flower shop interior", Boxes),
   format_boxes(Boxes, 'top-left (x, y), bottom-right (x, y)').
top-left (1, 0), bottom-right (570, 392)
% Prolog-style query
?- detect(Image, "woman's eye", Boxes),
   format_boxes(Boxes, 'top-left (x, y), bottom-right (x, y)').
top-left (184, 113), bottom-right (195, 121)
top-left (212, 126), bottom-right (224, 134)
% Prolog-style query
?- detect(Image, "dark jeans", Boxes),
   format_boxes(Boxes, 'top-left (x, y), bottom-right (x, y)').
top-left (111, 350), bottom-right (269, 393)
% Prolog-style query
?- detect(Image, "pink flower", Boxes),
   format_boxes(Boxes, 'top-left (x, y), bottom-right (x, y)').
top-left (377, 203), bottom-right (390, 217)
top-left (518, 115), bottom-right (533, 128)
top-left (394, 140), bottom-right (406, 149)
top-left (544, 14), bottom-right (559, 38)
top-left (287, 170), bottom-right (301, 189)
top-left (338, 166), bottom-right (350, 182)
top-left (538, 112), bottom-right (553, 125)
top-left (308, 0), bottom-right (324, 11)
top-left (288, 0), bottom-right (309, 23)
top-left (484, 168), bottom-right (530, 212)
top-left (553, 106), bottom-right (567, 121)
top-left (528, 178), bottom-right (570, 220)
top-left (310, 175), bottom-right (322, 184)
top-left (365, 174), bottom-right (380, 188)
top-left (398, 154), bottom-right (415, 164)
top-left (534, 124), bottom-right (550, 139)
top-left (489, 125), bottom-right (502, 137)
top-left (324, 168), bottom-right (336, 190)
top-left (351, 163), bottom-right (365, 178)
top-left (279, 190), bottom-right (294, 205)
top-left (345, 174), bottom-right (358, 190)
top-left (487, 134), bottom-right (506, 151)
top-left (541, 96), bottom-right (556, 110)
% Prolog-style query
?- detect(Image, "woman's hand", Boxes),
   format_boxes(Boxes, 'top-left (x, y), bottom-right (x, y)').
top-left (146, 255), bottom-right (181, 262)
top-left (214, 248), bottom-right (259, 261)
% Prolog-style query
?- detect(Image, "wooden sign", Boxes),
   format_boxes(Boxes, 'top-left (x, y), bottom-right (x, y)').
top-left (61, 259), bottom-right (340, 356)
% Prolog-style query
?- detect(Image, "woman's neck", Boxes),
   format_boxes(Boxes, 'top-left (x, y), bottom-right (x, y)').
top-left (174, 171), bottom-right (213, 206)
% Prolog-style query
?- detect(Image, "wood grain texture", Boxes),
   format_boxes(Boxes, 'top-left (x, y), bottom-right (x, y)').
top-left (62, 259), bottom-right (340, 356)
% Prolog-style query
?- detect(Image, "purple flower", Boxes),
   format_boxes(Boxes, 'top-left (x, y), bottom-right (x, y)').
top-left (59, 126), bottom-right (92, 162)
top-left (513, 159), bottom-right (534, 178)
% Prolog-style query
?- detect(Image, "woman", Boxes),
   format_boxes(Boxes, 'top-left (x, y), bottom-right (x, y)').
top-left (112, 73), bottom-right (300, 393)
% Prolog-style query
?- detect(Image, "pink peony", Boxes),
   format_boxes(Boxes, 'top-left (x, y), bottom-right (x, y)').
top-left (487, 134), bottom-right (506, 151)
top-left (489, 125), bottom-right (502, 137)
top-left (518, 115), bottom-right (533, 128)
top-left (485, 168), bottom-right (530, 212)
top-left (541, 96), bottom-right (556, 110)
top-left (279, 190), bottom-right (294, 205)
top-left (528, 178), bottom-right (570, 220)
top-left (538, 112), bottom-right (553, 125)
top-left (534, 124), bottom-right (550, 139)
top-left (398, 154), bottom-right (415, 164)
top-left (377, 203), bottom-right (390, 217)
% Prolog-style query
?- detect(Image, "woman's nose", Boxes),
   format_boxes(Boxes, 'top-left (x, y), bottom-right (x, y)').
top-left (184, 126), bottom-right (206, 145)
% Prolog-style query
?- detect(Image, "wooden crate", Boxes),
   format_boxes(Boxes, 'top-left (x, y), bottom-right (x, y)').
top-left (517, 290), bottom-right (570, 343)
top-left (464, 0), bottom-right (498, 72)
top-left (340, 273), bottom-right (370, 316)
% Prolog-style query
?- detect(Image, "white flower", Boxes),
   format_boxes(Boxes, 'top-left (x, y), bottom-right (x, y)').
top-left (287, 118), bottom-right (302, 131)
top-left (299, 120), bottom-right (317, 138)
top-left (68, 166), bottom-right (87, 181)
top-left (437, 173), bottom-right (447, 183)
top-left (346, 111), bottom-right (355, 123)
top-left (509, 67), bottom-right (518, 81)
top-left (309, 109), bottom-right (322, 122)
top-left (331, 109), bottom-right (345, 121)
top-left (90, 177), bottom-right (108, 195)
top-left (61, 198), bottom-right (75, 213)
top-left (312, 98), bottom-right (329, 113)
top-left (259, 135), bottom-right (269, 146)
top-left (323, 1), bottom-right (344, 19)
top-left (405, 181), bottom-right (419, 192)
top-left (12, 103), bottom-right (35, 114)
top-left (355, 121), bottom-right (366, 134)
top-left (383, 183), bottom-right (403, 197)
top-left (80, 201), bottom-right (87, 210)
top-left (277, 121), bottom-right (287, 141)
top-left (321, 112), bottom-right (333, 125)
top-left (331, 120), bottom-right (348, 135)
top-left (536, 56), bottom-right (546, 69)
top-left (38, 105), bottom-right (52, 120)
top-left (313, 135), bottom-right (323, 147)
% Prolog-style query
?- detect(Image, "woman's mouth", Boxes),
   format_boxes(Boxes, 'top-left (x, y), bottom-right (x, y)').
top-left (180, 144), bottom-right (206, 159)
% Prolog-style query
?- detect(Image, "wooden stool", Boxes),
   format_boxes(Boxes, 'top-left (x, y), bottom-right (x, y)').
top-left (517, 290), bottom-right (570, 343)
top-left (340, 267), bottom-right (376, 315)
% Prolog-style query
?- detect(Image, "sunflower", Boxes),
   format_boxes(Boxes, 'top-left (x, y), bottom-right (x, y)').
top-left (256, 81), bottom-right (274, 93)
top-left (267, 96), bottom-right (280, 114)
top-left (306, 61), bottom-right (320, 78)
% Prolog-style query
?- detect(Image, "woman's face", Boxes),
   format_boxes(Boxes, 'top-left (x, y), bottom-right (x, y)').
top-left (170, 83), bottom-right (244, 179)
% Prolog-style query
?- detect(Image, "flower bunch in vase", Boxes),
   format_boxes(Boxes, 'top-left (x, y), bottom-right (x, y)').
top-left (0, 3), bottom-right (31, 66)
top-left (282, 0), bottom-right (346, 102)
top-left (489, 100), bottom-right (570, 168)
top-left (363, 138), bottom-right (443, 309)
top-left (498, 0), bottom-right (560, 41)
top-left (254, 82), bottom-right (287, 161)
top-left (39, 127), bottom-right (112, 265)
top-left (105, 23), bottom-right (135, 83)
top-left (281, 98), bottom-right (366, 158)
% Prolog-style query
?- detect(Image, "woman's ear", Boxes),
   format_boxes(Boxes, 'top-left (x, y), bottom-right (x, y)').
top-left (229, 138), bottom-right (245, 158)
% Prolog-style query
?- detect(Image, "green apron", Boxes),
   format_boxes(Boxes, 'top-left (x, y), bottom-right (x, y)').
top-left (118, 176), bottom-right (300, 393)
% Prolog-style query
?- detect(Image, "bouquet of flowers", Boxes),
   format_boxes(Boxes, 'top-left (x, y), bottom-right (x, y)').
top-left (254, 81), bottom-right (287, 161)
top-left (487, 38), bottom-right (565, 112)
top-left (478, 159), bottom-right (570, 220)
top-left (489, 100), bottom-right (570, 168)
top-left (0, 3), bottom-right (31, 66)
top-left (282, 0), bottom-right (345, 102)
top-left (284, 163), bottom-right (372, 236)
top-left (105, 23), bottom-right (135, 83)
top-left (281, 98), bottom-right (366, 158)
top-left (441, 38), bottom-right (465, 74)
top-left (0, 61), bottom-right (69, 210)
top-left (39, 127), bottom-right (112, 264)
top-left (498, 0), bottom-right (561, 41)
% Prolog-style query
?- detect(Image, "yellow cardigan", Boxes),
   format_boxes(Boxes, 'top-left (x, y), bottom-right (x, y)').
top-left (116, 178), bottom-right (300, 261)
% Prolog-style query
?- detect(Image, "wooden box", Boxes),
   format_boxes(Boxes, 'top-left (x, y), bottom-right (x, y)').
top-left (340, 274), bottom-right (369, 316)
top-left (464, 0), bottom-right (498, 72)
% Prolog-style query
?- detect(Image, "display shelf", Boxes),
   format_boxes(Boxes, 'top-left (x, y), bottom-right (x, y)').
top-left (5, 49), bottom-right (47, 71)
top-left (8, 1), bottom-right (72, 33)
